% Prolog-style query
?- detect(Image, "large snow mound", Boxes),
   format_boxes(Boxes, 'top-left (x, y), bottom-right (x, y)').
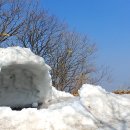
top-left (0, 84), bottom-right (130, 130)
top-left (0, 47), bottom-right (52, 107)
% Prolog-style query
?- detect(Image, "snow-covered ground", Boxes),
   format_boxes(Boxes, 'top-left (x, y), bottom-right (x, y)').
top-left (0, 47), bottom-right (130, 130)
top-left (0, 84), bottom-right (130, 130)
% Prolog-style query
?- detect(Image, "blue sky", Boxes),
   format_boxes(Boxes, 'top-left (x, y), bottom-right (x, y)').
top-left (40, 0), bottom-right (130, 91)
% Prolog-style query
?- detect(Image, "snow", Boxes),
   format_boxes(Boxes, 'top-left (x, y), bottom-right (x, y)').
top-left (0, 47), bottom-right (130, 130)
top-left (0, 84), bottom-right (130, 130)
top-left (0, 47), bottom-right (52, 107)
top-left (51, 86), bottom-right (73, 99)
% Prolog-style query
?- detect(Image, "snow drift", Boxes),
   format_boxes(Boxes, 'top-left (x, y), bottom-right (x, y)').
top-left (0, 47), bottom-right (52, 108)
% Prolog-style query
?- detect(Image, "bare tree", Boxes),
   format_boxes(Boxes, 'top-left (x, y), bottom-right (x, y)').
top-left (15, 7), bottom-right (98, 92)
top-left (0, 0), bottom-right (26, 46)
top-left (16, 9), bottom-right (65, 58)
top-left (48, 31), bottom-right (97, 92)
top-left (0, 0), bottom-right (110, 93)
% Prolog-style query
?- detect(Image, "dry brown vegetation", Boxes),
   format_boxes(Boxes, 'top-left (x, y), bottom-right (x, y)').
top-left (71, 89), bottom-right (130, 96)
top-left (71, 90), bottom-right (79, 96)
top-left (113, 90), bottom-right (130, 95)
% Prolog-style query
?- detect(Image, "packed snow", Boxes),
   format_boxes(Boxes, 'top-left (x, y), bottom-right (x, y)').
top-left (0, 47), bottom-right (52, 108)
top-left (0, 47), bottom-right (130, 130)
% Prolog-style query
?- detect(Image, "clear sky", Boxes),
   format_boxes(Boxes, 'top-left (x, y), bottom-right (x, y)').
top-left (40, 0), bottom-right (130, 91)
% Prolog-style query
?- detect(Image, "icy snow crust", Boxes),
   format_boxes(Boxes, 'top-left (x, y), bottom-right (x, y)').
top-left (0, 47), bottom-right (52, 107)
top-left (0, 84), bottom-right (130, 130)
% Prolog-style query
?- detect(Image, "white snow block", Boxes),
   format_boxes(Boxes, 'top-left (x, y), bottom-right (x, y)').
top-left (0, 47), bottom-right (52, 107)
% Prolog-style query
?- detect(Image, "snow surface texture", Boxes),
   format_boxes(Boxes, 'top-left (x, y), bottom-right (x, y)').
top-left (0, 47), bottom-right (52, 107)
top-left (0, 84), bottom-right (130, 130)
